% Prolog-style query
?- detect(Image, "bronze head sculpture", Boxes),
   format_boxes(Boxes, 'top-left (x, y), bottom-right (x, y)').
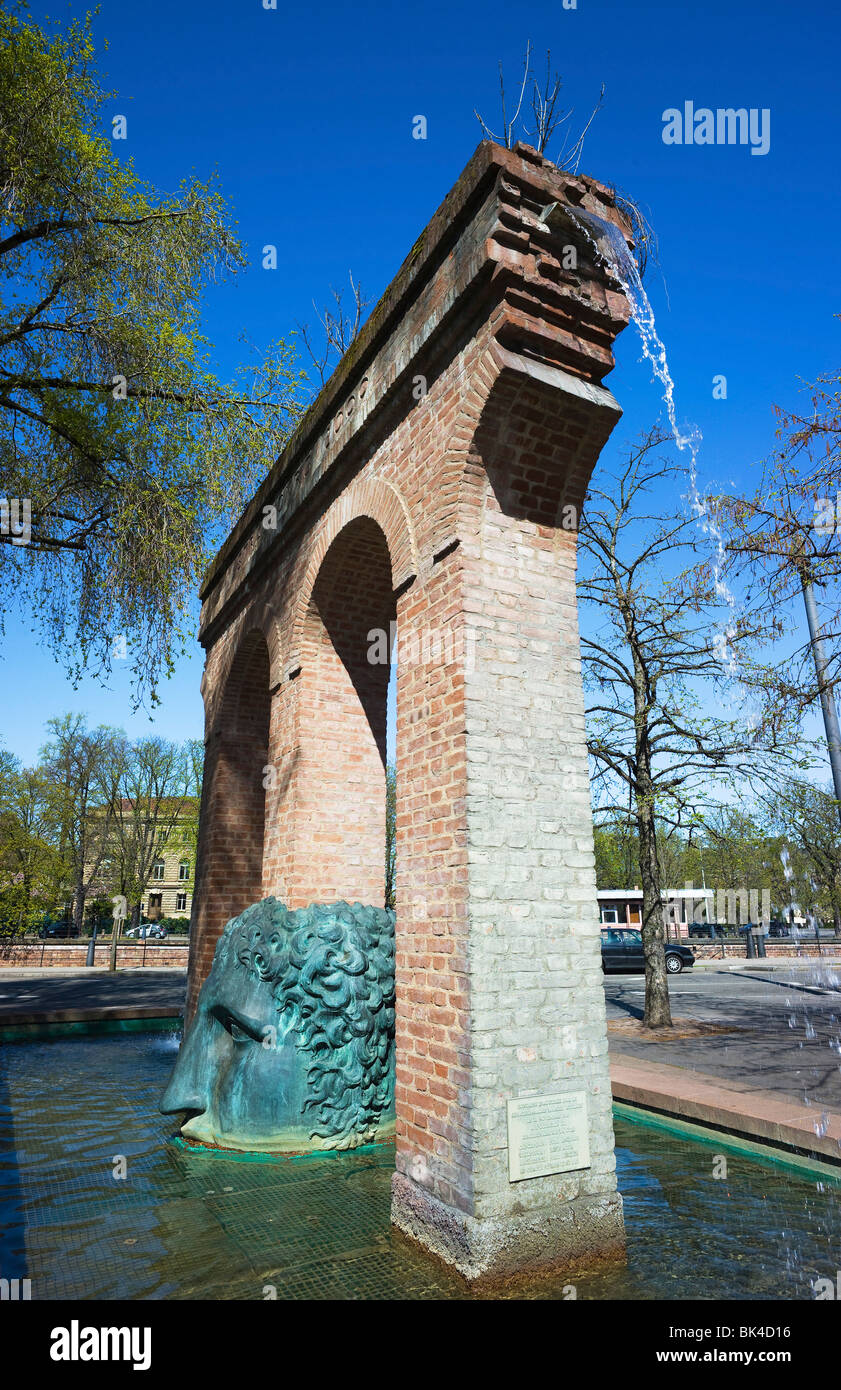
top-left (161, 898), bottom-right (395, 1153)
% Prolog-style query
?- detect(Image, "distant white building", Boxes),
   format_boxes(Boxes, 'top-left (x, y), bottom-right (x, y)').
top-left (597, 888), bottom-right (715, 939)
top-left (597, 886), bottom-right (798, 937)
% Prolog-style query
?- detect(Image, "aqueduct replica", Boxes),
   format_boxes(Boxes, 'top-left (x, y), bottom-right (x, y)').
top-left (186, 141), bottom-right (633, 1281)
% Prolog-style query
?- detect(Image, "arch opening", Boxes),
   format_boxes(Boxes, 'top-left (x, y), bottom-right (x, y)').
top-left (293, 516), bottom-right (396, 907)
top-left (186, 629), bottom-right (272, 1020)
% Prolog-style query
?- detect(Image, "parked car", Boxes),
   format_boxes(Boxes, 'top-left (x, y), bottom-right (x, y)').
top-left (601, 928), bottom-right (695, 975)
top-left (125, 923), bottom-right (168, 940)
top-left (37, 920), bottom-right (79, 939)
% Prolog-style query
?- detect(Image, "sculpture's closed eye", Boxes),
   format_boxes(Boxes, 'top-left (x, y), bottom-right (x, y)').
top-left (222, 1014), bottom-right (256, 1044)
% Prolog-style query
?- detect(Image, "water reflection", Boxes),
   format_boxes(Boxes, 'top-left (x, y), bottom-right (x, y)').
top-left (0, 1031), bottom-right (839, 1300)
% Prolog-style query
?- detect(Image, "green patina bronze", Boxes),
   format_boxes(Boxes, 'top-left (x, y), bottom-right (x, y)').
top-left (160, 898), bottom-right (395, 1153)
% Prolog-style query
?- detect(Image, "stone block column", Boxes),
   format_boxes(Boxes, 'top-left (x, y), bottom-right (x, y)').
top-left (391, 358), bottom-right (625, 1281)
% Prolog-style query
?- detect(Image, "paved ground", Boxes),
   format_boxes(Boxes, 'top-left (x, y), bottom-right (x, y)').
top-left (605, 960), bottom-right (841, 1160)
top-left (605, 960), bottom-right (841, 1113)
top-left (0, 969), bottom-right (186, 1023)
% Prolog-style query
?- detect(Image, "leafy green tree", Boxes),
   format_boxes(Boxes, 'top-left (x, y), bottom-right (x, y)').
top-left (84, 892), bottom-right (112, 934)
top-left (700, 808), bottom-right (762, 896)
top-left (769, 780), bottom-right (841, 935)
top-left (0, 5), bottom-right (305, 704)
top-left (686, 806), bottom-right (789, 927)
top-left (174, 738), bottom-right (204, 875)
top-left (39, 712), bottom-right (124, 934)
top-left (593, 820), bottom-right (639, 890)
top-left (106, 735), bottom-right (200, 929)
top-left (0, 750), bottom-right (67, 933)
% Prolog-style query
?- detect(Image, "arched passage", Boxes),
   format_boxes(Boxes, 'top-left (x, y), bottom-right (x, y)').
top-left (281, 515), bottom-right (396, 906)
top-left (186, 629), bottom-right (272, 1019)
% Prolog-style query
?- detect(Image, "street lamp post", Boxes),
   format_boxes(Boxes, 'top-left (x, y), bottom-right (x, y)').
top-left (85, 909), bottom-right (99, 967)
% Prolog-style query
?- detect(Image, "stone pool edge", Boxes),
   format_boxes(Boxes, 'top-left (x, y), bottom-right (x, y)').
top-left (611, 1052), bottom-right (841, 1170)
top-left (0, 1009), bottom-right (181, 1041)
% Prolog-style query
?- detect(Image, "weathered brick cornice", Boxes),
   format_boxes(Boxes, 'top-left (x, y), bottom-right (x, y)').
top-left (199, 140), bottom-right (633, 633)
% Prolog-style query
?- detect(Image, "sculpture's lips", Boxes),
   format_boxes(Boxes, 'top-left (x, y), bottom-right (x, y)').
top-left (179, 1111), bottom-right (217, 1144)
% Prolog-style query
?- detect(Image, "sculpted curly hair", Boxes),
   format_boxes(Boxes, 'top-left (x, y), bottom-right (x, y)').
top-left (213, 898), bottom-right (395, 1149)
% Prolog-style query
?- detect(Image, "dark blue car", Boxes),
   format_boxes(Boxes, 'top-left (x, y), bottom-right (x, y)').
top-left (601, 927), bottom-right (695, 974)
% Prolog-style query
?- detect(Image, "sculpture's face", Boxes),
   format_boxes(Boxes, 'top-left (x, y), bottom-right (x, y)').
top-left (160, 937), bottom-right (309, 1151)
top-left (160, 898), bottom-right (396, 1154)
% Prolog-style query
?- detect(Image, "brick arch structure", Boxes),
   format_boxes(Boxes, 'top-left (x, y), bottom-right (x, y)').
top-left (260, 513), bottom-right (397, 910)
top-left (284, 473), bottom-right (418, 679)
top-left (188, 141), bottom-right (634, 1281)
top-left (187, 629), bottom-right (272, 1017)
top-left (200, 602), bottom-right (284, 739)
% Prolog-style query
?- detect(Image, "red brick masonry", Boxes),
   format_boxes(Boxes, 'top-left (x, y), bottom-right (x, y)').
top-left (0, 943), bottom-right (188, 968)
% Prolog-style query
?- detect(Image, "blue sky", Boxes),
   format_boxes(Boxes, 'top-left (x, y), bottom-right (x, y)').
top-left (4, 0), bottom-right (840, 765)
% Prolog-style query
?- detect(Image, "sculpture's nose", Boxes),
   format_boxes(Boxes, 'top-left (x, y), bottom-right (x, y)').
top-left (159, 1071), bottom-right (206, 1115)
top-left (159, 1018), bottom-right (210, 1116)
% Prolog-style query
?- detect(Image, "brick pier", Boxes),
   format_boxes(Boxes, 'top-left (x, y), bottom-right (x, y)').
top-left (188, 141), bottom-right (633, 1280)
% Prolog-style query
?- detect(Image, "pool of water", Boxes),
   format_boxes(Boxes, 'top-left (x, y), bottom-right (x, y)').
top-left (1, 1029), bottom-right (839, 1300)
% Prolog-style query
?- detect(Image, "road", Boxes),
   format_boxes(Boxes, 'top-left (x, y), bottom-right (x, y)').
top-left (0, 968), bottom-right (186, 1022)
top-left (605, 961), bottom-right (841, 1115)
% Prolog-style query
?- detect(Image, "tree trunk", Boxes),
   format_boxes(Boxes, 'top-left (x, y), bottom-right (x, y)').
top-left (73, 874), bottom-right (85, 936)
top-left (18, 869), bottom-right (31, 935)
top-left (637, 793), bottom-right (672, 1028)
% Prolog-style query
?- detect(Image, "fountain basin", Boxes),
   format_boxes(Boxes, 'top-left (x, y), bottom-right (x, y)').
top-left (1, 1025), bottom-right (839, 1300)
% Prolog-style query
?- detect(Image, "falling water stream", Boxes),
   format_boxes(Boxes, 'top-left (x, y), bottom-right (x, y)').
top-left (570, 207), bottom-right (739, 672)
top-left (570, 207), bottom-right (841, 1148)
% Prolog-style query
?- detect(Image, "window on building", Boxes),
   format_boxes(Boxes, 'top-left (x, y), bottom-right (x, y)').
top-left (178, 860), bottom-right (190, 881)
top-left (152, 859), bottom-right (165, 881)
top-left (176, 892), bottom-right (187, 912)
top-left (600, 907), bottom-right (618, 924)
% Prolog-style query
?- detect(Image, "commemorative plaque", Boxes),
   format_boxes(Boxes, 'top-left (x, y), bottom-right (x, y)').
top-left (506, 1091), bottom-right (591, 1181)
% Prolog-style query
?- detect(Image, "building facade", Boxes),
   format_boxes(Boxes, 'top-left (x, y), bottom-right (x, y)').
top-left (597, 887), bottom-right (716, 938)
top-left (142, 841), bottom-right (194, 921)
